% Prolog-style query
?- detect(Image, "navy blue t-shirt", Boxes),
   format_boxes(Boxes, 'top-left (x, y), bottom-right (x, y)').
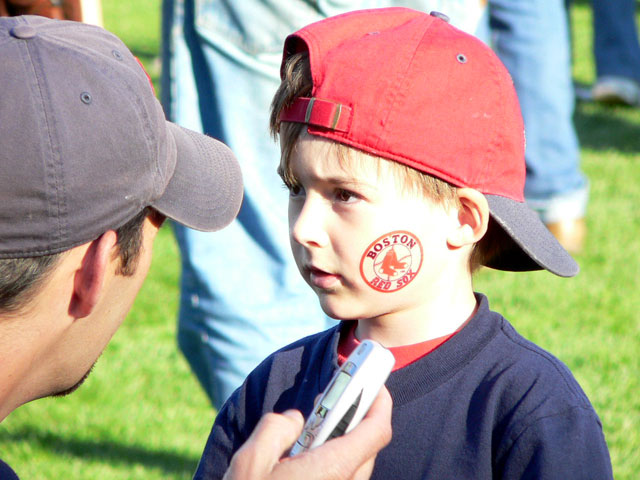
top-left (0, 458), bottom-right (19, 480)
top-left (195, 294), bottom-right (613, 479)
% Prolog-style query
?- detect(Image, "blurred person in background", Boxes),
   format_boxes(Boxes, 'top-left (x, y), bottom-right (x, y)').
top-left (490, 0), bottom-right (589, 253)
top-left (589, 0), bottom-right (640, 106)
top-left (0, 0), bottom-right (102, 24)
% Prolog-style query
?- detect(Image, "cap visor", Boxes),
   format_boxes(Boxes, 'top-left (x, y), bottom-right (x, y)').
top-left (153, 122), bottom-right (243, 231)
top-left (485, 195), bottom-right (579, 277)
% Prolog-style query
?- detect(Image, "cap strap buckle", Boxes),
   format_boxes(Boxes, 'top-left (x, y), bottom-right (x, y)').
top-left (280, 97), bottom-right (352, 132)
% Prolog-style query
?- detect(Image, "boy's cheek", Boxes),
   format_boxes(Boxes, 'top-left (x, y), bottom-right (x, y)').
top-left (290, 243), bottom-right (306, 270)
top-left (359, 230), bottom-right (423, 293)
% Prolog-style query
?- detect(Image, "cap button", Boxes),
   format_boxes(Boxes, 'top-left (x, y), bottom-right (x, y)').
top-left (10, 25), bottom-right (37, 39)
top-left (430, 11), bottom-right (451, 23)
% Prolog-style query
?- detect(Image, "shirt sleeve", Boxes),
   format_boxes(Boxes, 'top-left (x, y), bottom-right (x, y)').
top-left (498, 406), bottom-right (613, 479)
top-left (192, 391), bottom-right (248, 479)
top-left (0, 458), bottom-right (20, 480)
top-left (192, 360), bottom-right (271, 480)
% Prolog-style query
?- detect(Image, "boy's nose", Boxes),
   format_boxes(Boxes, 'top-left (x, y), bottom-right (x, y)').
top-left (290, 198), bottom-right (330, 248)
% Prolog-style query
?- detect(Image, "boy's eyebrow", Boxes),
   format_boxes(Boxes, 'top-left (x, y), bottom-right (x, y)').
top-left (285, 160), bottom-right (378, 190)
top-left (325, 176), bottom-right (365, 186)
top-left (315, 174), bottom-right (376, 190)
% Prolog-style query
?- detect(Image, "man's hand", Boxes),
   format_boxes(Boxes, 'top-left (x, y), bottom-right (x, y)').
top-left (223, 387), bottom-right (393, 480)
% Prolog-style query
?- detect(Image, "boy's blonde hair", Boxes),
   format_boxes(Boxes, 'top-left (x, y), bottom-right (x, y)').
top-left (270, 52), bottom-right (499, 272)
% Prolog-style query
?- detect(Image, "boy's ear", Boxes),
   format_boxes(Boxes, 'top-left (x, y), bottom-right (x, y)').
top-left (69, 231), bottom-right (118, 319)
top-left (447, 188), bottom-right (490, 248)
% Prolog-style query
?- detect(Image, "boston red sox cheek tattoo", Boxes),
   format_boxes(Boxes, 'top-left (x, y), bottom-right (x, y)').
top-left (359, 231), bottom-right (423, 292)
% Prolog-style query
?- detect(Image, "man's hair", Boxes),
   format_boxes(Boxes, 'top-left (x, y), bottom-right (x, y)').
top-left (0, 208), bottom-right (153, 315)
top-left (269, 51), bottom-right (500, 272)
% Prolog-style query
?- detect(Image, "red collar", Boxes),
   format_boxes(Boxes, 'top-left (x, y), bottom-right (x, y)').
top-left (338, 322), bottom-right (459, 371)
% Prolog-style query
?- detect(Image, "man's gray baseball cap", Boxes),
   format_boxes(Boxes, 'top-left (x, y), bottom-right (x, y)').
top-left (0, 16), bottom-right (243, 259)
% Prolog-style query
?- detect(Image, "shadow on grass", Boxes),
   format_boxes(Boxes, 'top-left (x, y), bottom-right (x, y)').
top-left (574, 102), bottom-right (640, 153)
top-left (0, 427), bottom-right (198, 477)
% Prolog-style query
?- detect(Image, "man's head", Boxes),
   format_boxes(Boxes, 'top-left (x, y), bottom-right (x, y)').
top-left (0, 16), bottom-right (243, 418)
top-left (271, 8), bottom-right (578, 281)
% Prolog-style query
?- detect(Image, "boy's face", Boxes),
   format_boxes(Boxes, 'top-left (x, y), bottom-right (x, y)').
top-left (284, 134), bottom-right (461, 322)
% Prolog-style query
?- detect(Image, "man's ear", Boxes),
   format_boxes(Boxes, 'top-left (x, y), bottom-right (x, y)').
top-left (447, 188), bottom-right (490, 248)
top-left (69, 231), bottom-right (118, 318)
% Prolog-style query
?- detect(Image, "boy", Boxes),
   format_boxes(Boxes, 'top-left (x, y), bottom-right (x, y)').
top-left (195, 8), bottom-right (613, 479)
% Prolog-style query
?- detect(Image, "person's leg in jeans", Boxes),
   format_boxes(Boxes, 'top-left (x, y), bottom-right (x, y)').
top-left (161, 0), bottom-right (332, 409)
top-left (489, 0), bottom-right (588, 252)
top-left (591, 0), bottom-right (640, 105)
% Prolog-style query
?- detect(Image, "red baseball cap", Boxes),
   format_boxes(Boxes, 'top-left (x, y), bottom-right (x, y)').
top-left (279, 8), bottom-right (578, 277)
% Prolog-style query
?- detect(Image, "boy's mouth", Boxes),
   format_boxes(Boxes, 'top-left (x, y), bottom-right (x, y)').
top-left (307, 265), bottom-right (341, 290)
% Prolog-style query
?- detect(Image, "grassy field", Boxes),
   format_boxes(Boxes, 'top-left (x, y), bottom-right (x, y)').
top-left (1, 1), bottom-right (639, 479)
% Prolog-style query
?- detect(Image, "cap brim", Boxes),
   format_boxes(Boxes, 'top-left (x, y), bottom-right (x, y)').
top-left (152, 122), bottom-right (243, 231)
top-left (484, 195), bottom-right (579, 277)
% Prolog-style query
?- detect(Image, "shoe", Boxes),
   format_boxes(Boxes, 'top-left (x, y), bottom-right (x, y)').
top-left (591, 76), bottom-right (640, 106)
top-left (546, 218), bottom-right (586, 255)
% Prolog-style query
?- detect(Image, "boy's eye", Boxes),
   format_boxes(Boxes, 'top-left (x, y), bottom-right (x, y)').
top-left (286, 183), bottom-right (304, 197)
top-left (335, 188), bottom-right (358, 203)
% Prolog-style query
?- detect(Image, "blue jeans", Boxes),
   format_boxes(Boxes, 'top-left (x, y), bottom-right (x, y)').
top-left (592, 0), bottom-right (640, 82)
top-left (490, 0), bottom-right (589, 223)
top-left (161, 0), bottom-right (336, 410)
top-left (161, 0), bottom-right (488, 410)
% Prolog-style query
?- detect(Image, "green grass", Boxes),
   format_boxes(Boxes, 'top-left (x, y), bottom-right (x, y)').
top-left (1, 2), bottom-right (639, 479)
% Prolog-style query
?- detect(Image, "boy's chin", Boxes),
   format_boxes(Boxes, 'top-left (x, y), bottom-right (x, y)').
top-left (318, 296), bottom-right (369, 321)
